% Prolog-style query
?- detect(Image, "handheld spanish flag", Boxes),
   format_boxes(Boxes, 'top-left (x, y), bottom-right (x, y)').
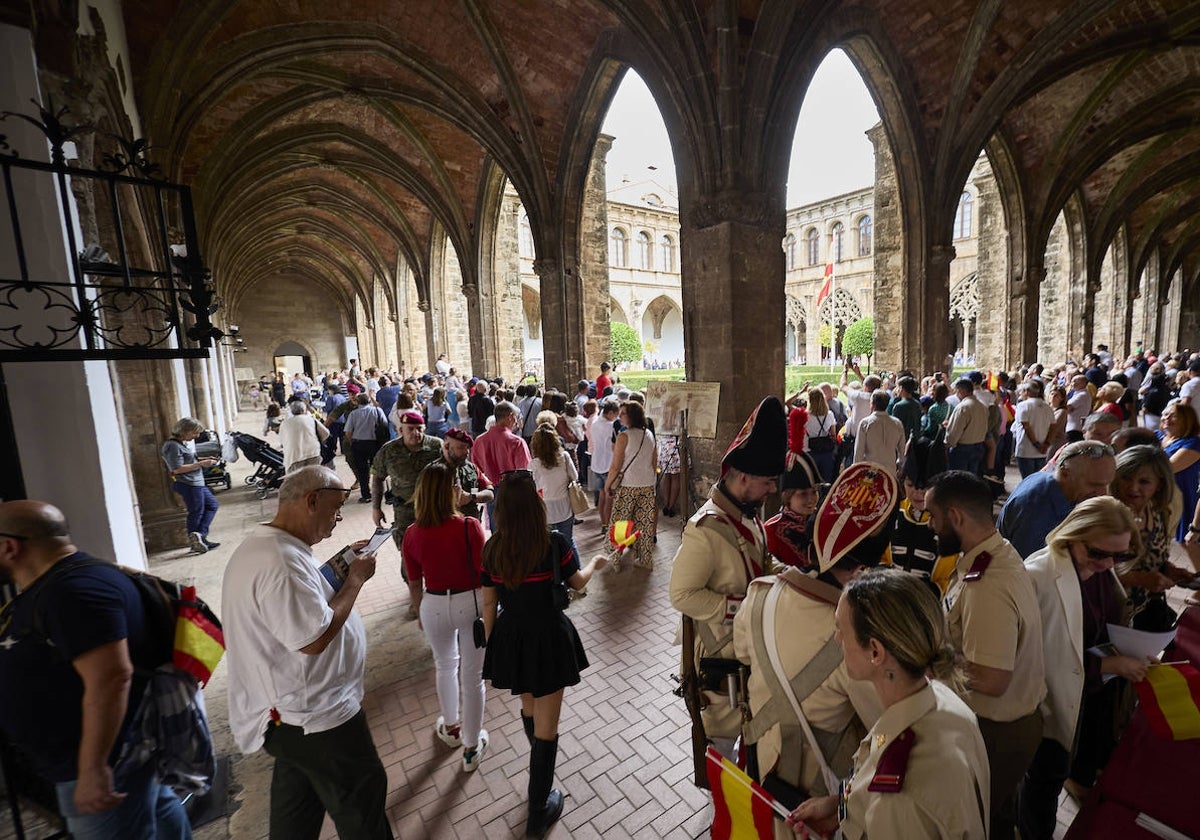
top-left (609, 520), bottom-right (640, 555)
top-left (1136, 662), bottom-right (1200, 741)
top-left (173, 585), bottom-right (225, 688)
top-left (706, 746), bottom-right (789, 839)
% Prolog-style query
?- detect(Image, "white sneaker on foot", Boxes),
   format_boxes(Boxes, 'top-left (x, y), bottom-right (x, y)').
top-left (462, 729), bottom-right (488, 772)
top-left (435, 716), bottom-right (462, 747)
top-left (188, 532), bottom-right (208, 554)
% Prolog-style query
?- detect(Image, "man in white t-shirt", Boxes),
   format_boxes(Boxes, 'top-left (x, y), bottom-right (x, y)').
top-left (1012, 380), bottom-right (1056, 478)
top-left (1180, 358), bottom-right (1200, 405)
top-left (223, 466), bottom-right (392, 840)
top-left (588, 400), bottom-right (619, 525)
top-left (1064, 374), bottom-right (1092, 442)
top-left (839, 361), bottom-right (881, 469)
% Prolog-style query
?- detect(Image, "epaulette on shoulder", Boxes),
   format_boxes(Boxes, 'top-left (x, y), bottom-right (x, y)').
top-left (867, 728), bottom-right (916, 793)
top-left (964, 551), bottom-right (992, 582)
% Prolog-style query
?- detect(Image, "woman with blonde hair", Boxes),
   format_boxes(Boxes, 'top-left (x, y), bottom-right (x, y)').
top-left (401, 462), bottom-right (489, 771)
top-left (481, 471), bottom-right (606, 837)
top-left (1094, 381), bottom-right (1127, 423)
top-left (1017, 496), bottom-right (1148, 836)
top-left (787, 568), bottom-right (989, 838)
top-left (603, 400), bottom-right (657, 569)
top-left (1111, 445), bottom-right (1193, 630)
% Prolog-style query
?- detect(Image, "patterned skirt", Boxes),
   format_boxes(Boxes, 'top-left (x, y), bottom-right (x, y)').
top-left (610, 485), bottom-right (657, 568)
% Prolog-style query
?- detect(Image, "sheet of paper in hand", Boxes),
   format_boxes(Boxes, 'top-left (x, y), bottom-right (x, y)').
top-left (320, 526), bottom-right (395, 591)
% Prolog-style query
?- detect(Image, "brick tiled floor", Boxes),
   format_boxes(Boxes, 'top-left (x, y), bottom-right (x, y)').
top-left (4, 430), bottom-right (1191, 839)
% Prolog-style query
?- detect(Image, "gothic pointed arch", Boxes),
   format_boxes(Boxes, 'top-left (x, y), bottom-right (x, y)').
top-left (817, 288), bottom-right (862, 327)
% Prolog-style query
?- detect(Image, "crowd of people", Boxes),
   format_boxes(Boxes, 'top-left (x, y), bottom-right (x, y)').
top-left (670, 343), bottom-right (1200, 839)
top-left (4, 342), bottom-right (1198, 840)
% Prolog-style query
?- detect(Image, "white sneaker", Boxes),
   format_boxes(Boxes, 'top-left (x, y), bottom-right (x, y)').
top-left (188, 532), bottom-right (208, 554)
top-left (435, 716), bottom-right (462, 747)
top-left (462, 730), bottom-right (488, 772)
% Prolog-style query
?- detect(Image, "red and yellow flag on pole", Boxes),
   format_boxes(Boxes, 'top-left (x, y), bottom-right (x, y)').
top-left (706, 746), bottom-right (787, 840)
top-left (816, 262), bottom-right (833, 310)
top-left (173, 585), bottom-right (225, 687)
top-left (1136, 662), bottom-right (1200, 741)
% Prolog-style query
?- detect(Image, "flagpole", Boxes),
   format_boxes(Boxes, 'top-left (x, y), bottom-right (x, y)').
top-left (828, 232), bottom-right (837, 373)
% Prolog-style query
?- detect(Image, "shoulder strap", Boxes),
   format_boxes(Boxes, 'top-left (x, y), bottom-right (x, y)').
top-left (867, 728), bottom-right (916, 793)
top-left (745, 582), bottom-right (842, 796)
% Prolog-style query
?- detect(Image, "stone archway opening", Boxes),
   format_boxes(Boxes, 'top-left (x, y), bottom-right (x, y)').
top-left (949, 272), bottom-right (980, 364)
top-left (785, 47), bottom-right (883, 370)
top-left (640, 294), bottom-right (684, 368)
top-left (521, 282), bottom-right (543, 374)
top-left (273, 340), bottom-right (313, 378)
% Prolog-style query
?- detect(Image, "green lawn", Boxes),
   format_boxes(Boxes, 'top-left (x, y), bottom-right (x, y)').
top-left (615, 365), bottom-right (853, 395)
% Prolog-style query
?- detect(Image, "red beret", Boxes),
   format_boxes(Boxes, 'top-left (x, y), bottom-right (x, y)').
top-left (398, 410), bottom-right (425, 426)
top-left (444, 428), bottom-right (473, 446)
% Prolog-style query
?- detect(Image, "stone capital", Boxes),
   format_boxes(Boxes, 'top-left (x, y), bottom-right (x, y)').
top-left (460, 283), bottom-right (479, 298)
top-left (417, 300), bottom-right (431, 313)
top-left (930, 244), bottom-right (957, 266)
top-left (532, 258), bottom-right (559, 281)
top-left (683, 190), bottom-right (781, 232)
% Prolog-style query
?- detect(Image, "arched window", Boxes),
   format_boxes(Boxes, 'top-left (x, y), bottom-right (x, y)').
top-left (609, 227), bottom-right (627, 267)
top-left (806, 228), bottom-right (820, 266)
top-left (518, 212), bottom-right (534, 258)
top-left (954, 192), bottom-right (973, 239)
top-left (832, 222), bottom-right (845, 263)
top-left (783, 233), bottom-right (797, 270)
top-left (857, 215), bottom-right (872, 256)
top-left (637, 231), bottom-right (653, 269)
top-left (659, 234), bottom-right (675, 272)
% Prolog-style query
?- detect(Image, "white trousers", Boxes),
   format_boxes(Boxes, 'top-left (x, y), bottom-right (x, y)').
top-left (420, 590), bottom-right (486, 748)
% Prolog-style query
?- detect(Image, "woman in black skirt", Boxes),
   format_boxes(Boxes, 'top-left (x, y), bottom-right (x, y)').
top-left (481, 470), bottom-right (607, 838)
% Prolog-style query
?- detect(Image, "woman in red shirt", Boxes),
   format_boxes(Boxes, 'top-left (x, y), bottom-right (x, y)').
top-left (402, 461), bottom-right (489, 772)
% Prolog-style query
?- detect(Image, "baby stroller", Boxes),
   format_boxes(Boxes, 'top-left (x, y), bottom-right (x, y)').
top-left (230, 431), bottom-right (285, 499)
top-left (193, 429), bottom-right (232, 491)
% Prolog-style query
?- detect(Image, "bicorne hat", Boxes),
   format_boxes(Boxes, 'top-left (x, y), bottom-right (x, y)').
top-left (721, 396), bottom-right (788, 478)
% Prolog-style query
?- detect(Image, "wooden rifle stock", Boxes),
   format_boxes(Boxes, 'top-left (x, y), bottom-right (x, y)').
top-left (677, 615), bottom-right (710, 788)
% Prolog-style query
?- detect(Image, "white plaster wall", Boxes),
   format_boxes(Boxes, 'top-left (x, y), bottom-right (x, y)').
top-left (1, 23), bottom-right (145, 568)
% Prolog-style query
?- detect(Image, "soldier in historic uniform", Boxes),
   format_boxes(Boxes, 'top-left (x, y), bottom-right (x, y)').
top-left (669, 396), bottom-right (788, 754)
top-left (886, 430), bottom-right (958, 595)
top-left (787, 569), bottom-right (991, 840)
top-left (734, 461), bottom-right (897, 835)
top-left (370, 409), bottom-right (444, 617)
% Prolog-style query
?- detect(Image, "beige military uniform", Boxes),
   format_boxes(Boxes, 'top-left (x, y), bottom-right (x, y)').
top-left (733, 569), bottom-right (879, 799)
top-left (670, 486), bottom-right (775, 738)
top-left (842, 680), bottom-right (990, 840)
top-left (943, 531), bottom-right (1046, 722)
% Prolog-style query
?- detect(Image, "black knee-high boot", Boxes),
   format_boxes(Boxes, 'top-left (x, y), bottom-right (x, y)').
top-left (525, 736), bottom-right (564, 838)
top-left (521, 713), bottom-right (536, 745)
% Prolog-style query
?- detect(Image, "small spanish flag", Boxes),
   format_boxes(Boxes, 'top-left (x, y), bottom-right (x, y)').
top-left (608, 520), bottom-right (640, 550)
top-left (173, 585), bottom-right (226, 688)
top-left (1135, 662), bottom-right (1200, 741)
top-left (986, 371), bottom-right (1001, 392)
top-left (706, 746), bottom-right (786, 840)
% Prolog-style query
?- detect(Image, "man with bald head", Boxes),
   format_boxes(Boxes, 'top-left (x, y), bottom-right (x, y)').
top-left (997, 439), bottom-right (1117, 558)
top-left (0, 501), bottom-right (192, 838)
top-left (223, 466), bottom-right (392, 839)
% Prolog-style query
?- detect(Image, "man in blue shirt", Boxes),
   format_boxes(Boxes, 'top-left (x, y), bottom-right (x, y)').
top-left (321, 383), bottom-right (349, 465)
top-left (0, 501), bottom-right (192, 839)
top-left (997, 440), bottom-right (1116, 558)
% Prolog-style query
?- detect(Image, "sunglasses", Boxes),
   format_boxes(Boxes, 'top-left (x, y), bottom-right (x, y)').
top-left (501, 469), bottom-right (533, 480)
top-left (1059, 442), bottom-right (1115, 464)
top-left (1083, 545), bottom-right (1137, 564)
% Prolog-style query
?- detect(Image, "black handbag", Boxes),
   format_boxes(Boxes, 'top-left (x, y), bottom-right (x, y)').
top-left (465, 519), bottom-right (486, 648)
top-left (550, 536), bottom-right (570, 611)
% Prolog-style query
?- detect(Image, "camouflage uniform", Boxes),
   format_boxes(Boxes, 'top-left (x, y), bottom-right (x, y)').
top-left (371, 435), bottom-right (443, 546)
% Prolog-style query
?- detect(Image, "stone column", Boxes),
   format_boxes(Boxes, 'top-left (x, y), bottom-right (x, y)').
top-left (1009, 265), bottom-right (1044, 365)
top-left (974, 166), bottom-right (1008, 368)
top-left (919, 245), bottom-right (956, 376)
top-left (580, 135), bottom-right (613, 373)
top-left (868, 124), bottom-right (903, 372)
top-left (678, 211), bottom-right (786, 492)
top-left (535, 257), bottom-right (588, 389)
top-left (489, 192), bottom-right (525, 380)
